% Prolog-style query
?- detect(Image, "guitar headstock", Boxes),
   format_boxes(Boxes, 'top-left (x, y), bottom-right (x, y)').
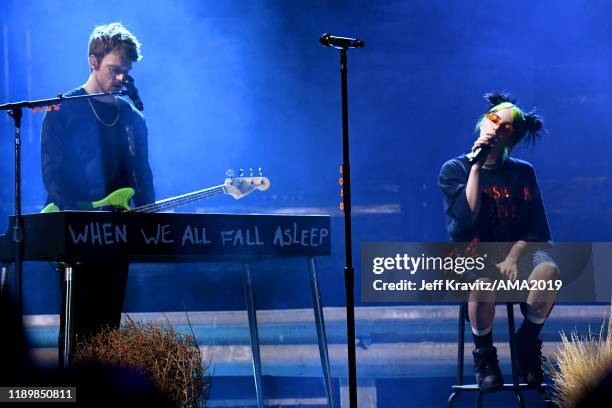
top-left (224, 168), bottom-right (270, 200)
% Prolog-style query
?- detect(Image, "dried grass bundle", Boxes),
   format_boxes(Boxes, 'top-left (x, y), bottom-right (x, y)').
top-left (548, 308), bottom-right (612, 407)
top-left (73, 315), bottom-right (209, 408)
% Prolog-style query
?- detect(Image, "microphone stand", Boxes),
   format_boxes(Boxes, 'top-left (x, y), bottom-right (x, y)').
top-left (325, 46), bottom-right (359, 408)
top-left (0, 90), bottom-right (127, 319)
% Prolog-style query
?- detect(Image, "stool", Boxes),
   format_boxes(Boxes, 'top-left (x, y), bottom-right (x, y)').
top-left (447, 303), bottom-right (551, 408)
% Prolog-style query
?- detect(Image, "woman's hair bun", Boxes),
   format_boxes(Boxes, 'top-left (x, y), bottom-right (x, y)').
top-left (524, 111), bottom-right (543, 133)
top-left (484, 91), bottom-right (516, 107)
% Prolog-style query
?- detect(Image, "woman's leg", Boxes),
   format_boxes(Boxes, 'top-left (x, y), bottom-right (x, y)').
top-left (468, 278), bottom-right (502, 391)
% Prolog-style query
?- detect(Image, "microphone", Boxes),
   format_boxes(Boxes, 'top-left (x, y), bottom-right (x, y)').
top-left (123, 75), bottom-right (144, 111)
top-left (320, 32), bottom-right (365, 49)
top-left (466, 146), bottom-right (491, 164)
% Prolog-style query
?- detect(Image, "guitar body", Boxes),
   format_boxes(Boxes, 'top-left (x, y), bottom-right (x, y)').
top-left (41, 188), bottom-right (135, 213)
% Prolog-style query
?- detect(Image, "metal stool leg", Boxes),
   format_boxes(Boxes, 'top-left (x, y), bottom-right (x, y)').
top-left (447, 391), bottom-right (460, 408)
top-left (63, 264), bottom-right (74, 368)
top-left (506, 303), bottom-right (520, 387)
top-left (476, 390), bottom-right (484, 408)
top-left (507, 303), bottom-right (526, 407)
top-left (308, 257), bottom-right (334, 408)
top-left (515, 390), bottom-right (526, 408)
top-left (244, 263), bottom-right (264, 408)
top-left (0, 264), bottom-right (8, 294)
top-left (457, 302), bottom-right (466, 385)
top-left (449, 303), bottom-right (467, 407)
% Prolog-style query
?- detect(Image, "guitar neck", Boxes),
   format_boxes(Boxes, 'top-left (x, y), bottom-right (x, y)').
top-left (128, 185), bottom-right (226, 213)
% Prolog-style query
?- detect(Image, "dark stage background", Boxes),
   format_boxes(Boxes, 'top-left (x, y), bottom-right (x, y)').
top-left (1, 0), bottom-right (611, 313)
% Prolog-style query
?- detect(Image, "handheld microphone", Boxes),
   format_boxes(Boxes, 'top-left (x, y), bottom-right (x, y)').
top-left (320, 32), bottom-right (365, 49)
top-left (466, 146), bottom-right (491, 164)
top-left (124, 75), bottom-right (144, 111)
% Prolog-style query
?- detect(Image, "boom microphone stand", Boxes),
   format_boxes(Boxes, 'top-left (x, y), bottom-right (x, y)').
top-left (320, 32), bottom-right (364, 408)
top-left (0, 90), bottom-right (128, 319)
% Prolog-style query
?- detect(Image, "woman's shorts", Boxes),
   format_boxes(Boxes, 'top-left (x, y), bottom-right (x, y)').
top-left (461, 249), bottom-right (558, 284)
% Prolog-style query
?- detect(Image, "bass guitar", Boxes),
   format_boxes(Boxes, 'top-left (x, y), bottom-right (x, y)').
top-left (41, 174), bottom-right (270, 213)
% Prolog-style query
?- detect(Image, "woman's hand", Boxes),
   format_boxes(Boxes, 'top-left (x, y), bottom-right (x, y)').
top-left (496, 256), bottom-right (519, 281)
top-left (471, 121), bottom-right (498, 154)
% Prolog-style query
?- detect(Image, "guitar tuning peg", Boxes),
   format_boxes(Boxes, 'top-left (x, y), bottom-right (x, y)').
top-left (249, 168), bottom-right (253, 177)
top-left (239, 168), bottom-right (244, 177)
top-left (226, 169), bottom-right (235, 178)
top-left (258, 168), bottom-right (263, 176)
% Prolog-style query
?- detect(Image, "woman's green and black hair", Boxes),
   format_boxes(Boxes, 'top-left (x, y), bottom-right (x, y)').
top-left (474, 91), bottom-right (544, 147)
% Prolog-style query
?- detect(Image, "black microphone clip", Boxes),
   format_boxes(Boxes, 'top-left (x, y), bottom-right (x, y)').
top-left (123, 75), bottom-right (144, 111)
top-left (320, 32), bottom-right (365, 49)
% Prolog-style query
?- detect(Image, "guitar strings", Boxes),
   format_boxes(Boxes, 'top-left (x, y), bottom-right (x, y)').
top-left (145, 187), bottom-right (226, 212)
top-left (131, 186), bottom-right (224, 212)
top-left (125, 178), bottom-right (264, 213)
top-left (128, 185), bottom-right (226, 213)
top-left (132, 186), bottom-right (223, 212)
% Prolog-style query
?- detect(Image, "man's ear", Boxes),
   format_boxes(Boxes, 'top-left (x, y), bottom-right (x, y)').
top-left (89, 56), bottom-right (98, 70)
